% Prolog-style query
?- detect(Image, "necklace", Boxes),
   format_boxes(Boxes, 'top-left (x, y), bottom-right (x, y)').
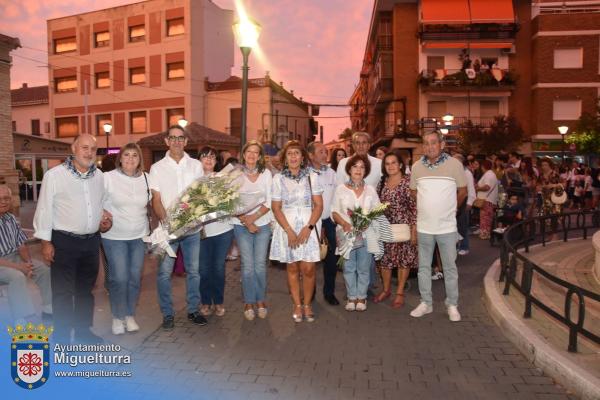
top-left (346, 179), bottom-right (365, 189)
top-left (243, 165), bottom-right (259, 175)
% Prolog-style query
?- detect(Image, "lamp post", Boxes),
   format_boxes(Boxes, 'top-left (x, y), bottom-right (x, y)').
top-left (558, 125), bottom-right (569, 163)
top-left (233, 16), bottom-right (261, 153)
top-left (103, 123), bottom-right (113, 153)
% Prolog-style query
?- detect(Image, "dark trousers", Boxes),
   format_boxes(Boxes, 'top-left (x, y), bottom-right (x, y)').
top-left (322, 218), bottom-right (338, 297)
top-left (51, 230), bottom-right (100, 342)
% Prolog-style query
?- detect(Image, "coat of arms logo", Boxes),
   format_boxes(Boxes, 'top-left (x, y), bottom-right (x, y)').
top-left (8, 322), bottom-right (53, 390)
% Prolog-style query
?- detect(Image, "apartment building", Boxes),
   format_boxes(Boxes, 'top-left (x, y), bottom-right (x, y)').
top-left (349, 0), bottom-right (600, 158)
top-left (205, 74), bottom-right (319, 148)
top-left (47, 0), bottom-right (234, 152)
top-left (11, 83), bottom-right (50, 137)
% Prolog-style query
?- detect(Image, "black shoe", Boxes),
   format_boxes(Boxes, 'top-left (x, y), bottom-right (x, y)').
top-left (187, 312), bottom-right (208, 326)
top-left (75, 329), bottom-right (104, 344)
top-left (324, 294), bottom-right (340, 306)
top-left (162, 315), bottom-right (175, 331)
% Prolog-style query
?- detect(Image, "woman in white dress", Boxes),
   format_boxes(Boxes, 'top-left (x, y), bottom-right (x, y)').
top-left (271, 140), bottom-right (323, 322)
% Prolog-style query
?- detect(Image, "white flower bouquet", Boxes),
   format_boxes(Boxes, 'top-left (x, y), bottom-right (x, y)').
top-left (144, 165), bottom-right (263, 257)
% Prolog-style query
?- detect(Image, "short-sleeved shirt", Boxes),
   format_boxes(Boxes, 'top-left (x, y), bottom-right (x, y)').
top-left (0, 213), bottom-right (28, 257)
top-left (149, 151), bottom-right (203, 210)
top-left (410, 154), bottom-right (466, 234)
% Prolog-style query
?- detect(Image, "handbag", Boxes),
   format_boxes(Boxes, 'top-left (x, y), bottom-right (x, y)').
top-left (308, 173), bottom-right (328, 260)
top-left (551, 184), bottom-right (567, 205)
top-left (474, 179), bottom-right (497, 209)
top-left (390, 223), bottom-right (410, 242)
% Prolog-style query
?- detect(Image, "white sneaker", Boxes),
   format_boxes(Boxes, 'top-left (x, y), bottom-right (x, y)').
top-left (410, 302), bottom-right (433, 318)
top-left (471, 229), bottom-right (481, 235)
top-left (257, 307), bottom-right (268, 319)
top-left (345, 301), bottom-right (356, 311)
top-left (447, 305), bottom-right (461, 322)
top-left (244, 308), bottom-right (255, 321)
top-left (431, 271), bottom-right (444, 280)
top-left (355, 300), bottom-right (367, 312)
top-left (124, 316), bottom-right (139, 332)
top-left (458, 249), bottom-right (469, 256)
top-left (493, 227), bottom-right (506, 234)
top-left (112, 318), bottom-right (125, 335)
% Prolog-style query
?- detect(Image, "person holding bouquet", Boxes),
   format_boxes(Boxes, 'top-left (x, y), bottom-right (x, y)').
top-left (233, 141), bottom-right (273, 321)
top-left (101, 143), bottom-right (150, 335)
top-left (149, 125), bottom-right (206, 330)
top-left (374, 150), bottom-right (417, 308)
top-left (270, 141), bottom-right (323, 323)
top-left (198, 146), bottom-right (233, 318)
top-left (331, 154), bottom-right (381, 312)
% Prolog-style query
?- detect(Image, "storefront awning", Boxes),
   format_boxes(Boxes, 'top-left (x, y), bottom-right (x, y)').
top-left (469, 0), bottom-right (515, 24)
top-left (421, 0), bottom-right (470, 25)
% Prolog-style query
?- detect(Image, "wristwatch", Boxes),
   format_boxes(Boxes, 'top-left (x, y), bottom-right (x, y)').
top-left (308, 224), bottom-right (315, 230)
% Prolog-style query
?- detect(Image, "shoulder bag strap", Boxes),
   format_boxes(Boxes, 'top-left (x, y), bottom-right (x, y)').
top-left (142, 172), bottom-right (152, 232)
top-left (307, 173), bottom-right (322, 244)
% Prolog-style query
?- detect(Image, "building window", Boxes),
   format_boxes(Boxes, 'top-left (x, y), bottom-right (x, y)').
top-left (167, 108), bottom-right (185, 127)
top-left (166, 62), bottom-right (184, 80)
top-left (230, 108), bottom-right (241, 137)
top-left (31, 119), bottom-right (40, 136)
top-left (96, 114), bottom-right (112, 136)
top-left (54, 36), bottom-right (76, 54)
top-left (553, 100), bottom-right (581, 120)
top-left (12, 121), bottom-right (16, 132)
top-left (553, 48), bottom-right (583, 69)
top-left (130, 111), bottom-right (147, 134)
top-left (44, 122), bottom-right (50, 133)
top-left (95, 71), bottom-right (110, 89)
top-left (129, 67), bottom-right (145, 84)
top-left (94, 31), bottom-right (110, 48)
top-left (427, 101), bottom-right (447, 119)
top-left (129, 25), bottom-right (145, 42)
top-left (167, 17), bottom-right (184, 36)
top-left (55, 76), bottom-right (78, 93)
top-left (480, 101), bottom-right (500, 118)
top-left (56, 116), bottom-right (79, 138)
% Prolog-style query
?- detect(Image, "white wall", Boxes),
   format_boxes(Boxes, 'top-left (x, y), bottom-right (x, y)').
top-left (12, 104), bottom-right (51, 137)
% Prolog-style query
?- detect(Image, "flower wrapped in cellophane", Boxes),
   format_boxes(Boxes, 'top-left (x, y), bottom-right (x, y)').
top-left (336, 203), bottom-right (388, 267)
top-left (144, 164), bottom-right (264, 257)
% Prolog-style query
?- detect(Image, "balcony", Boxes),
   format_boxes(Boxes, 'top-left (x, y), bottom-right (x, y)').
top-left (420, 116), bottom-right (498, 130)
top-left (419, 68), bottom-right (516, 92)
top-left (419, 24), bottom-right (518, 42)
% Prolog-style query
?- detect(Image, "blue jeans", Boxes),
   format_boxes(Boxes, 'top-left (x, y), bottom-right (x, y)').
top-left (0, 252), bottom-right (52, 323)
top-left (234, 224), bottom-right (271, 304)
top-left (417, 232), bottom-right (459, 307)
top-left (157, 233), bottom-right (201, 316)
top-left (343, 245), bottom-right (372, 300)
top-left (457, 205), bottom-right (470, 251)
top-left (199, 230), bottom-right (234, 305)
top-left (101, 238), bottom-right (145, 319)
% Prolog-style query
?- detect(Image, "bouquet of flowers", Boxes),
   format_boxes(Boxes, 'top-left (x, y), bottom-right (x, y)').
top-left (336, 203), bottom-right (388, 267)
top-left (144, 164), bottom-right (263, 257)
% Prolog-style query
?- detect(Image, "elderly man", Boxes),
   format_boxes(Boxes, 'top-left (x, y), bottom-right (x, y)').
top-left (307, 141), bottom-right (339, 305)
top-left (0, 185), bottom-right (52, 325)
top-left (409, 131), bottom-right (467, 322)
top-left (34, 134), bottom-right (112, 343)
top-left (336, 132), bottom-right (382, 187)
top-left (150, 125), bottom-right (205, 330)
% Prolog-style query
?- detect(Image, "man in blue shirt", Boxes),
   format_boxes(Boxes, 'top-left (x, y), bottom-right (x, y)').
top-left (0, 185), bottom-right (52, 325)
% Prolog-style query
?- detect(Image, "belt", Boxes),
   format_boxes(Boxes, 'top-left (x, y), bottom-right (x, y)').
top-left (54, 230), bottom-right (99, 240)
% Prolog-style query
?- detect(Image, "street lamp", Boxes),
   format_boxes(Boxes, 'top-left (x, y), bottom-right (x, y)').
top-left (103, 123), bottom-right (113, 153)
top-left (558, 125), bottom-right (569, 163)
top-left (233, 16), bottom-right (262, 153)
top-left (440, 127), bottom-right (449, 135)
top-left (177, 118), bottom-right (188, 128)
top-left (442, 113), bottom-right (454, 126)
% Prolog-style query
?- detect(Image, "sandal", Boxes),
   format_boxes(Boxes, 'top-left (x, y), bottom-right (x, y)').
top-left (302, 305), bottom-right (315, 322)
top-left (373, 290), bottom-right (391, 304)
top-left (392, 293), bottom-right (405, 308)
top-left (292, 305), bottom-right (303, 323)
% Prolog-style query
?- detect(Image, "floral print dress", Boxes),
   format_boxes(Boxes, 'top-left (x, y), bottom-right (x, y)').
top-left (376, 175), bottom-right (417, 270)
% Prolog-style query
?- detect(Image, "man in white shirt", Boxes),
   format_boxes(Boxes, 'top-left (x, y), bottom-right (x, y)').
top-left (308, 141), bottom-right (339, 305)
top-left (336, 132), bottom-right (382, 188)
top-left (150, 125), bottom-right (206, 330)
top-left (409, 131), bottom-right (467, 322)
top-left (453, 154), bottom-right (475, 256)
top-left (34, 134), bottom-right (112, 343)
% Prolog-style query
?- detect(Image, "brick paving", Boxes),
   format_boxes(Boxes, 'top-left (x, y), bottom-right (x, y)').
top-left (121, 237), bottom-right (576, 400)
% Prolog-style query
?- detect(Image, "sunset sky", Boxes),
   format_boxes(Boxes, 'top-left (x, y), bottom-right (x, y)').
top-left (1, 0), bottom-right (372, 142)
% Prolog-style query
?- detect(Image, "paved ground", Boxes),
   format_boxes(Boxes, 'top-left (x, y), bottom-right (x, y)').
top-left (7, 202), bottom-right (578, 399)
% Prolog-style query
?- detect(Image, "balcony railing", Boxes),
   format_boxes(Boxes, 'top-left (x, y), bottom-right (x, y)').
top-left (419, 68), bottom-right (516, 90)
top-left (419, 24), bottom-right (518, 41)
top-left (420, 116), bottom-right (498, 129)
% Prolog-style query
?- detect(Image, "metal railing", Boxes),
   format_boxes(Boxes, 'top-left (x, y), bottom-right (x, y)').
top-left (499, 209), bottom-right (600, 352)
top-left (419, 68), bottom-right (516, 88)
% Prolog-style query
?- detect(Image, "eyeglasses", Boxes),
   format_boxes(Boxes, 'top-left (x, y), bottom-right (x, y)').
top-left (201, 154), bottom-right (216, 160)
top-left (167, 136), bottom-right (186, 142)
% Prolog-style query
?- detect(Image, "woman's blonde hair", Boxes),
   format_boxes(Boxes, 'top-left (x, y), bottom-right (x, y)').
top-left (241, 140), bottom-right (266, 173)
top-left (115, 142), bottom-right (144, 174)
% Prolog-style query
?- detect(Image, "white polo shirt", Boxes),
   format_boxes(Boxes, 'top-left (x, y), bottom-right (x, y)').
top-left (149, 151), bottom-right (203, 211)
top-left (313, 166), bottom-right (336, 220)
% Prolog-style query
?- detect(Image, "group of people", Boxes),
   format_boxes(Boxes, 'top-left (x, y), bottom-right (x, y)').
top-left (13, 123), bottom-right (598, 344)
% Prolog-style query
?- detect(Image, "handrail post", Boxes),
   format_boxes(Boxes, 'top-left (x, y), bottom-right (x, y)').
top-left (522, 261), bottom-right (533, 318)
top-left (565, 288), bottom-right (586, 353)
